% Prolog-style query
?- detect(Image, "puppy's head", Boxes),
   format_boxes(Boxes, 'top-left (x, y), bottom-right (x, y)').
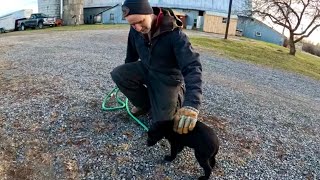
top-left (147, 121), bottom-right (172, 146)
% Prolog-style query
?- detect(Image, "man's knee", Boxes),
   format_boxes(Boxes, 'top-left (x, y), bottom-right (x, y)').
top-left (110, 66), bottom-right (124, 83)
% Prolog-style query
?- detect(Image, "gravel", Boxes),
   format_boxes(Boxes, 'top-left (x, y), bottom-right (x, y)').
top-left (0, 29), bottom-right (319, 180)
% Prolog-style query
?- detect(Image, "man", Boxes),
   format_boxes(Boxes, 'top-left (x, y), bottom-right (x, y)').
top-left (110, 0), bottom-right (202, 134)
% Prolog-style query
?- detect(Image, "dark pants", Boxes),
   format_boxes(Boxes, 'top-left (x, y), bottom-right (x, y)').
top-left (111, 61), bottom-right (185, 122)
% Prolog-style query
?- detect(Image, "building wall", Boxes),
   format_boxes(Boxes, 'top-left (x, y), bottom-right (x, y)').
top-left (237, 16), bottom-right (285, 46)
top-left (171, 9), bottom-right (199, 28)
top-left (203, 13), bottom-right (237, 35)
top-left (84, 0), bottom-right (251, 15)
top-left (63, 0), bottom-right (84, 25)
top-left (101, 5), bottom-right (127, 24)
top-left (38, 0), bottom-right (61, 18)
top-left (84, 7), bottom-right (110, 24)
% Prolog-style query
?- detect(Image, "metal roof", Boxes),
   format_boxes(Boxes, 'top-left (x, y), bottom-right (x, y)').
top-left (205, 11), bottom-right (238, 19)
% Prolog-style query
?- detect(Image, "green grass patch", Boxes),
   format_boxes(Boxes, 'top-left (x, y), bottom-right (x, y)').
top-left (190, 36), bottom-right (320, 80)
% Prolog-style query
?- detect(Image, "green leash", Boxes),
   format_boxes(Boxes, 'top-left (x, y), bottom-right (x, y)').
top-left (101, 87), bottom-right (149, 132)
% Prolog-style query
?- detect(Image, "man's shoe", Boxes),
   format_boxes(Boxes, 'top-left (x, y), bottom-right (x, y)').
top-left (130, 106), bottom-right (149, 116)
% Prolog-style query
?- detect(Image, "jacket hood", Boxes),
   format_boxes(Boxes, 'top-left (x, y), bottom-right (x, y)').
top-left (151, 7), bottom-right (183, 38)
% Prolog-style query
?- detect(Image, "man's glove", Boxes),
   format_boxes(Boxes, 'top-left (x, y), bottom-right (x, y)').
top-left (173, 106), bottom-right (199, 134)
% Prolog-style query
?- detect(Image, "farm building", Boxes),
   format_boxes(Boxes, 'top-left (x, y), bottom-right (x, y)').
top-left (38, 0), bottom-right (252, 36)
top-left (84, 0), bottom-right (251, 36)
top-left (203, 11), bottom-right (238, 35)
top-left (237, 16), bottom-right (286, 46)
top-left (37, 0), bottom-right (291, 46)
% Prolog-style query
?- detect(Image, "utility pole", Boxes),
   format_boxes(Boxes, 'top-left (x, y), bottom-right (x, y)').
top-left (60, 0), bottom-right (63, 19)
top-left (225, 0), bottom-right (233, 39)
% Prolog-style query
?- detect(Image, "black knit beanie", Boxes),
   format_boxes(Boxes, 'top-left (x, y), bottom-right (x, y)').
top-left (122, 0), bottom-right (153, 17)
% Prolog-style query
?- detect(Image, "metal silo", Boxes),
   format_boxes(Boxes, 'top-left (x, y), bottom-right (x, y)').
top-left (38, 0), bottom-right (61, 18)
top-left (63, 0), bottom-right (84, 25)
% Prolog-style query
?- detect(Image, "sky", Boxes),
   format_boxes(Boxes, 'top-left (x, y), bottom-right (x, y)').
top-left (0, 0), bottom-right (38, 16)
top-left (1, 0), bottom-right (319, 44)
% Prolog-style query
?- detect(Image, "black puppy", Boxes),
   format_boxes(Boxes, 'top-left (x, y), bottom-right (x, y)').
top-left (147, 120), bottom-right (219, 180)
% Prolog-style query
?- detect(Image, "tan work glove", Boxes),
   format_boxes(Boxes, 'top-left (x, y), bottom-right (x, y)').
top-left (173, 106), bottom-right (199, 134)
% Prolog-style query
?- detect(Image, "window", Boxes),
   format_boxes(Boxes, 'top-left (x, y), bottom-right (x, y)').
top-left (110, 13), bottom-right (114, 21)
top-left (222, 17), bottom-right (228, 23)
top-left (40, 13), bottom-right (48, 18)
top-left (193, 19), bottom-right (197, 27)
top-left (256, 32), bottom-right (262, 37)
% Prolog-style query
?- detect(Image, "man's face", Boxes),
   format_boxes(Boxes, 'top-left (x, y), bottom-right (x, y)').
top-left (126, 14), bottom-right (153, 34)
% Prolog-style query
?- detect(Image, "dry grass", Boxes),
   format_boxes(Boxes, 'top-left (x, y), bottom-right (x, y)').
top-left (0, 133), bottom-right (55, 180)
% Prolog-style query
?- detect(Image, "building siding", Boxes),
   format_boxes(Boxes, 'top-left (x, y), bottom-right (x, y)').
top-left (101, 5), bottom-right (127, 24)
top-left (171, 9), bottom-right (199, 28)
top-left (85, 0), bottom-right (251, 15)
top-left (203, 13), bottom-right (237, 35)
top-left (237, 16), bottom-right (285, 46)
top-left (38, 0), bottom-right (61, 18)
top-left (84, 7), bottom-right (110, 24)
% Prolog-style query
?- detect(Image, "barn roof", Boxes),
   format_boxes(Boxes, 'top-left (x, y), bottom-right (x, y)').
top-left (206, 11), bottom-right (238, 19)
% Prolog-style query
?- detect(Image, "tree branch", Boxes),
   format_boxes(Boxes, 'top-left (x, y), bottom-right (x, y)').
top-left (277, 1), bottom-right (300, 24)
top-left (294, 14), bottom-right (320, 35)
top-left (253, 10), bottom-right (291, 29)
top-left (274, 1), bottom-right (291, 25)
top-left (294, 0), bottom-right (311, 31)
top-left (294, 24), bottom-right (320, 43)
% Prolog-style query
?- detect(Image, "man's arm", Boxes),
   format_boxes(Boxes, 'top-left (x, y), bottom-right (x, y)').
top-left (172, 29), bottom-right (202, 110)
top-left (125, 27), bottom-right (139, 63)
top-left (172, 29), bottom-right (203, 134)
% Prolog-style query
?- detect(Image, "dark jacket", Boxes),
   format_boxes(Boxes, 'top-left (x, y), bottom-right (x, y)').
top-left (125, 8), bottom-right (202, 110)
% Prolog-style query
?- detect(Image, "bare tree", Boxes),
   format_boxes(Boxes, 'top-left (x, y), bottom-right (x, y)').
top-left (253, 0), bottom-right (320, 55)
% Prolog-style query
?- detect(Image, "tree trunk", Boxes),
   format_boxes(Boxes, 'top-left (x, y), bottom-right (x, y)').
top-left (289, 33), bottom-right (296, 56)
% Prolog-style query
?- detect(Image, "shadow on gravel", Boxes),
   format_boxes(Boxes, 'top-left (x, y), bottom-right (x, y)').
top-left (199, 114), bottom-right (262, 173)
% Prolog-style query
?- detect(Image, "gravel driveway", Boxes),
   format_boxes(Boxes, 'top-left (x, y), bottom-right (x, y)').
top-left (0, 29), bottom-right (319, 180)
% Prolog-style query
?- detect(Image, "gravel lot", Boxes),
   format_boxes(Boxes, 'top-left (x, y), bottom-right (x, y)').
top-left (0, 29), bottom-right (319, 180)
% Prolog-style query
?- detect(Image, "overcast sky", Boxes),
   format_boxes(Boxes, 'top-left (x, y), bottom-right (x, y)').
top-left (0, 0), bottom-right (319, 44)
top-left (0, 0), bottom-right (38, 16)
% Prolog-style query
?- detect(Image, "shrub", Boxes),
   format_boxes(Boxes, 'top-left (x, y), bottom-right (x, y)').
top-left (302, 42), bottom-right (320, 57)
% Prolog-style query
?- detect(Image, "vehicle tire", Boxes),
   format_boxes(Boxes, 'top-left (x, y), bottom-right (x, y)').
top-left (19, 24), bottom-right (25, 31)
top-left (38, 22), bottom-right (43, 29)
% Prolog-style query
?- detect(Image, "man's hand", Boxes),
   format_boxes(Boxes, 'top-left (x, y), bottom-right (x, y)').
top-left (173, 106), bottom-right (199, 134)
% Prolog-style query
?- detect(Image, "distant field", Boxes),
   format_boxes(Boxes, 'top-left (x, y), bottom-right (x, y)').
top-left (190, 37), bottom-right (320, 80)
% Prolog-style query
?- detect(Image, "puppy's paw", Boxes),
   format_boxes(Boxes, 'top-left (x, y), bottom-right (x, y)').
top-left (198, 176), bottom-right (209, 180)
top-left (164, 155), bottom-right (175, 162)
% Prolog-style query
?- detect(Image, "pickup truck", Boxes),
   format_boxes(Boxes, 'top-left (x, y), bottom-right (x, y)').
top-left (17, 13), bottom-right (57, 30)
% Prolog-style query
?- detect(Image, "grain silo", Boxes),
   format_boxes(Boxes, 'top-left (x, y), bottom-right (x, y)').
top-left (63, 0), bottom-right (84, 25)
top-left (38, 0), bottom-right (61, 18)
